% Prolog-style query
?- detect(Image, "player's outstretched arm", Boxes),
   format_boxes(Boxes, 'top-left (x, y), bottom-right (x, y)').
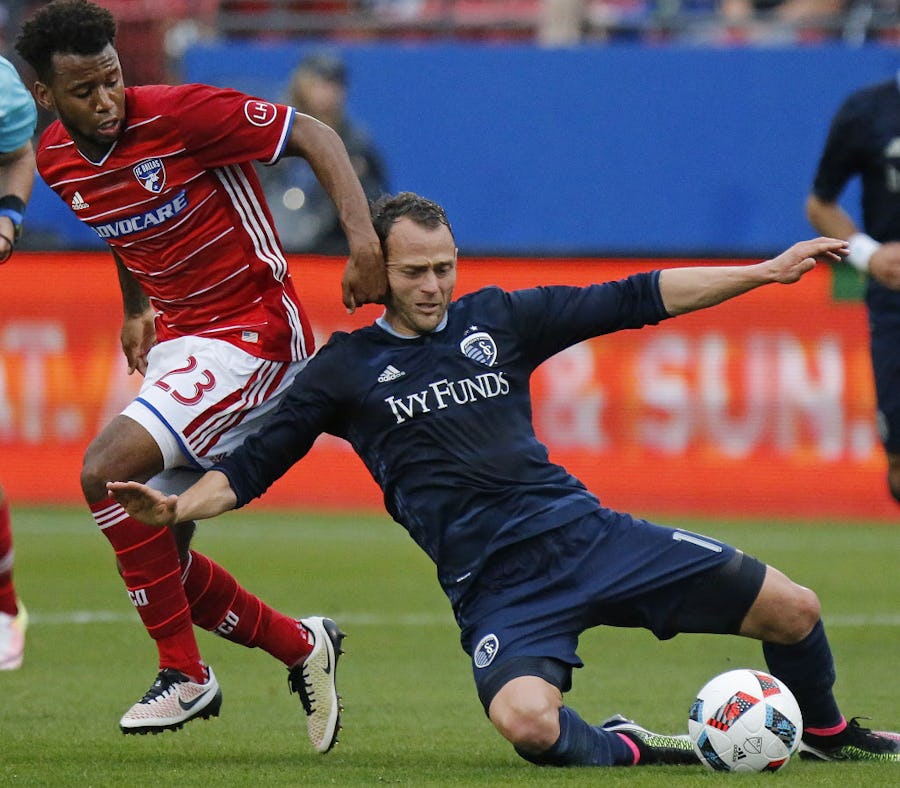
top-left (659, 237), bottom-right (848, 317)
top-left (107, 471), bottom-right (238, 527)
top-left (285, 112), bottom-right (386, 312)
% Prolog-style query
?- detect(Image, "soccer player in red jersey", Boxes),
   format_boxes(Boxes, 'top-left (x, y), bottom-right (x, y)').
top-left (15, 0), bottom-right (385, 748)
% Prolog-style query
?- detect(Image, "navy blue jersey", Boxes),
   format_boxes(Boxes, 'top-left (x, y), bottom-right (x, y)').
top-left (215, 273), bottom-right (669, 602)
top-left (812, 77), bottom-right (900, 330)
top-left (811, 78), bottom-right (900, 244)
top-left (811, 77), bottom-right (900, 453)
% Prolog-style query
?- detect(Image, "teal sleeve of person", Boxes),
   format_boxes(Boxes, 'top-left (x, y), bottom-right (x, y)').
top-left (0, 56), bottom-right (38, 154)
top-left (0, 56), bottom-right (38, 244)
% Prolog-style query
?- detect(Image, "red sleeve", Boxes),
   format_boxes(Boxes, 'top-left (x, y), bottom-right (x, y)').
top-left (158, 83), bottom-right (294, 168)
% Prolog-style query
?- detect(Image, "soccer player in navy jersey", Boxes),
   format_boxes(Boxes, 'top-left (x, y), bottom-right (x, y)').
top-left (806, 73), bottom-right (900, 511)
top-left (15, 0), bottom-right (385, 747)
top-left (0, 54), bottom-right (38, 671)
top-left (110, 192), bottom-right (900, 766)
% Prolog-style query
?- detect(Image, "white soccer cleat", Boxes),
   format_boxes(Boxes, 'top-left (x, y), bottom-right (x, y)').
top-left (289, 616), bottom-right (345, 753)
top-left (119, 665), bottom-right (222, 734)
top-left (0, 600), bottom-right (27, 670)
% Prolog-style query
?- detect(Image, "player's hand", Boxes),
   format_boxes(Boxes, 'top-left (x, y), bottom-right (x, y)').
top-left (120, 307), bottom-right (157, 375)
top-left (765, 237), bottom-right (849, 283)
top-left (341, 240), bottom-right (387, 314)
top-left (107, 480), bottom-right (178, 528)
top-left (868, 242), bottom-right (900, 290)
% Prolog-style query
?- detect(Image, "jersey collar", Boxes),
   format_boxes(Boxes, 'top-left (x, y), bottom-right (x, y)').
top-left (376, 311), bottom-right (449, 338)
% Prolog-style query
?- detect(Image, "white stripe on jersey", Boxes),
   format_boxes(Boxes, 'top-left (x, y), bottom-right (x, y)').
top-left (281, 291), bottom-right (309, 359)
top-left (74, 158), bottom-right (198, 222)
top-left (672, 531), bottom-right (723, 552)
top-left (47, 167), bottom-right (111, 188)
top-left (47, 145), bottom-right (189, 190)
top-left (264, 110), bottom-right (295, 166)
top-left (215, 164), bottom-right (288, 281)
top-left (127, 114), bottom-right (164, 131)
top-left (151, 264), bottom-right (251, 305)
top-left (140, 227), bottom-right (234, 278)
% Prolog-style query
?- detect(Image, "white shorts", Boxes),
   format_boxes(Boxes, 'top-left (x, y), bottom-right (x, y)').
top-left (122, 336), bottom-right (306, 491)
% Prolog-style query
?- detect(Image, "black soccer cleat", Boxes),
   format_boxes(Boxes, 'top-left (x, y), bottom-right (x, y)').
top-left (799, 717), bottom-right (900, 762)
top-left (602, 713), bottom-right (700, 765)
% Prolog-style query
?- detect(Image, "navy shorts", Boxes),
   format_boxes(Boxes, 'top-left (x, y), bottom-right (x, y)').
top-left (456, 510), bottom-right (766, 712)
top-left (867, 283), bottom-right (900, 453)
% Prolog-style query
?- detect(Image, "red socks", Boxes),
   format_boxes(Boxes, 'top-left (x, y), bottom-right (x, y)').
top-left (91, 499), bottom-right (312, 680)
top-left (182, 550), bottom-right (313, 666)
top-left (0, 496), bottom-right (17, 616)
top-left (91, 499), bottom-right (204, 682)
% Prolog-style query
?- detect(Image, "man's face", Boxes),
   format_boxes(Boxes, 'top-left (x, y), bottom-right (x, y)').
top-left (33, 43), bottom-right (125, 161)
top-left (384, 217), bottom-right (457, 337)
top-left (291, 72), bottom-right (344, 127)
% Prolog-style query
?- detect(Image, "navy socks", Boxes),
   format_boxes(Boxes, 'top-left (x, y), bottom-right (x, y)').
top-left (514, 706), bottom-right (635, 766)
top-left (763, 619), bottom-right (842, 730)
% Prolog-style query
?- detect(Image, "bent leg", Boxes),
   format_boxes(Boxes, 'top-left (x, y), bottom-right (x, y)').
top-left (489, 675), bottom-right (635, 766)
top-left (83, 415), bottom-right (205, 682)
top-left (181, 550), bottom-right (313, 667)
top-left (490, 675), bottom-right (563, 754)
top-left (740, 565), bottom-right (842, 731)
top-left (739, 564), bottom-right (820, 643)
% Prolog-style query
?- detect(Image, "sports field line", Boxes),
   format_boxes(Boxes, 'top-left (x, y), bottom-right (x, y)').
top-left (28, 610), bottom-right (456, 627)
top-left (27, 610), bottom-right (900, 628)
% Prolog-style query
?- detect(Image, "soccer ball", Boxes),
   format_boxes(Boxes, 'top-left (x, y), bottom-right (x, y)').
top-left (688, 668), bottom-right (803, 773)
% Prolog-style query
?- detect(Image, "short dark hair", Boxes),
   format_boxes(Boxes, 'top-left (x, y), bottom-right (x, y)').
top-left (16, 0), bottom-right (116, 82)
top-left (371, 192), bottom-right (454, 257)
top-left (296, 51), bottom-right (347, 86)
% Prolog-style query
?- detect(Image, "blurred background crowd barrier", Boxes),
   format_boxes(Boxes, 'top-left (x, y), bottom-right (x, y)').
top-left (2, 14), bottom-right (896, 256)
top-left (0, 254), bottom-right (893, 519)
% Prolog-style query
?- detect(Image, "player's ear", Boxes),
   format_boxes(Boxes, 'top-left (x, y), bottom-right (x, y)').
top-left (32, 81), bottom-right (55, 112)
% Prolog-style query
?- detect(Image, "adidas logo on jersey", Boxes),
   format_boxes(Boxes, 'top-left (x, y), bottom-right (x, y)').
top-left (377, 365), bottom-right (405, 383)
top-left (71, 191), bottom-right (89, 210)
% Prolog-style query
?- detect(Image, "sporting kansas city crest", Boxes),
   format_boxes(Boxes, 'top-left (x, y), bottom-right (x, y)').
top-left (133, 158), bottom-right (166, 193)
top-left (459, 328), bottom-right (498, 367)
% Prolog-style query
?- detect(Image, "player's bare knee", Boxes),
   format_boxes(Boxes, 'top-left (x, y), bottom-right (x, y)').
top-left (80, 442), bottom-right (111, 502)
top-left (489, 690), bottom-right (560, 751)
top-left (793, 585), bottom-right (821, 637)
top-left (777, 585), bottom-right (821, 643)
top-left (745, 567), bottom-right (821, 643)
top-left (492, 709), bottom-right (558, 753)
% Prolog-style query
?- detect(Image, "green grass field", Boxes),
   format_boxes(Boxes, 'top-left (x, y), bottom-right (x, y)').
top-left (1, 506), bottom-right (897, 786)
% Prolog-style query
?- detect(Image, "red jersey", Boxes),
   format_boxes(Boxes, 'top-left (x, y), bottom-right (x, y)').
top-left (37, 83), bottom-right (314, 362)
